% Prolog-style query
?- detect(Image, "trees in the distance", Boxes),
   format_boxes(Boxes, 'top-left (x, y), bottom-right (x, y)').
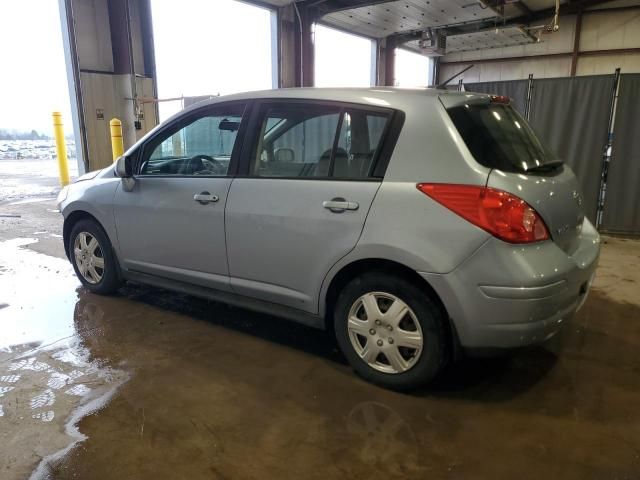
top-left (0, 129), bottom-right (50, 140)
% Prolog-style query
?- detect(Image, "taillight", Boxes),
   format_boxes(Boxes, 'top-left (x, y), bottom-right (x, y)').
top-left (417, 183), bottom-right (549, 244)
top-left (490, 95), bottom-right (511, 105)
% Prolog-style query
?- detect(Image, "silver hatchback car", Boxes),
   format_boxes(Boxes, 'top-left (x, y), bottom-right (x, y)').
top-left (58, 88), bottom-right (600, 390)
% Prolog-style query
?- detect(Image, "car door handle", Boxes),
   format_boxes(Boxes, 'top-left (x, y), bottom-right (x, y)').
top-left (323, 198), bottom-right (359, 213)
top-left (193, 192), bottom-right (219, 205)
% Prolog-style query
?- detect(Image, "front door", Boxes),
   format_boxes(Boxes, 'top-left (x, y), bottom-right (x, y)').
top-left (225, 101), bottom-right (393, 313)
top-left (113, 102), bottom-right (247, 291)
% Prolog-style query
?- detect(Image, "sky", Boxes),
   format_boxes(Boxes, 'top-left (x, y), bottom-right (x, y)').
top-left (0, 0), bottom-right (433, 131)
top-left (0, 0), bottom-right (73, 135)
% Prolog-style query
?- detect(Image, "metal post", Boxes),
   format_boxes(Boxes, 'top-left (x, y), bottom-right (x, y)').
top-left (110, 118), bottom-right (125, 161)
top-left (433, 57), bottom-right (440, 87)
top-left (596, 68), bottom-right (621, 229)
top-left (384, 37), bottom-right (397, 87)
top-left (525, 73), bottom-right (534, 120)
top-left (52, 112), bottom-right (70, 186)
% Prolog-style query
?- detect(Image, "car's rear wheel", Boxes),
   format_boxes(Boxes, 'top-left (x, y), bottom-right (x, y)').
top-left (334, 272), bottom-right (446, 391)
top-left (69, 219), bottom-right (121, 295)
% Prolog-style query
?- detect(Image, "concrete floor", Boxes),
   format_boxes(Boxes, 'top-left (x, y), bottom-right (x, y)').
top-left (1, 157), bottom-right (640, 479)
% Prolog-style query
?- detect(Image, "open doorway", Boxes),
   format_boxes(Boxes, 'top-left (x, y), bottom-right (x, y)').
top-left (150, 0), bottom-right (277, 120)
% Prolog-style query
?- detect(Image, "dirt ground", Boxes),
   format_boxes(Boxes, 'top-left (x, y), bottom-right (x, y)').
top-left (1, 157), bottom-right (640, 479)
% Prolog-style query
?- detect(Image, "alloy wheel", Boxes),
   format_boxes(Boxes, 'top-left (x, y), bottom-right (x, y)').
top-left (73, 232), bottom-right (105, 284)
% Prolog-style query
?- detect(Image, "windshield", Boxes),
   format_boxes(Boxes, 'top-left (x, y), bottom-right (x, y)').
top-left (447, 103), bottom-right (559, 173)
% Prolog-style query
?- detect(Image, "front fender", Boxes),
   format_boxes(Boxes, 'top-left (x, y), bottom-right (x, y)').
top-left (61, 178), bottom-right (121, 256)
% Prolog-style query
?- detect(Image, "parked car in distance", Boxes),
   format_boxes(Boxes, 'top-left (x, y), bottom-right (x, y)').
top-left (58, 88), bottom-right (600, 390)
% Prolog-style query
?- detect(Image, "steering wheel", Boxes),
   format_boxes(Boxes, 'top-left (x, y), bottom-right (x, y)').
top-left (190, 154), bottom-right (225, 175)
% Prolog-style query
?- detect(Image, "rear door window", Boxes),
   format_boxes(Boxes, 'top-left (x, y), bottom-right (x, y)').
top-left (250, 102), bottom-right (391, 179)
top-left (252, 105), bottom-right (340, 177)
top-left (334, 110), bottom-right (388, 178)
top-left (447, 102), bottom-right (558, 173)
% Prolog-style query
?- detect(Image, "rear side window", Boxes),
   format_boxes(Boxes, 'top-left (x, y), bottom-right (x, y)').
top-left (335, 110), bottom-right (388, 178)
top-left (447, 103), bottom-right (558, 173)
top-left (251, 103), bottom-right (391, 179)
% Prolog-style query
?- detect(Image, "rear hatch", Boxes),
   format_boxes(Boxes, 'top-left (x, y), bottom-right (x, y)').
top-left (442, 94), bottom-right (585, 254)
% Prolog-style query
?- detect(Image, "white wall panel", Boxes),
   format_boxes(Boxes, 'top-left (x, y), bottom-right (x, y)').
top-left (80, 72), bottom-right (157, 170)
top-left (440, 57), bottom-right (571, 84)
top-left (80, 72), bottom-right (118, 169)
top-left (580, 9), bottom-right (640, 51)
top-left (577, 53), bottom-right (640, 75)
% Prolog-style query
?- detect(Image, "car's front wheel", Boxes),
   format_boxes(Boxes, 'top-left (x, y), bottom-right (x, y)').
top-left (69, 219), bottom-right (122, 295)
top-left (334, 272), bottom-right (447, 391)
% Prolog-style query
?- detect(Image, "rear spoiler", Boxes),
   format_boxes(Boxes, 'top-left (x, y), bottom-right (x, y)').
top-left (438, 93), bottom-right (512, 109)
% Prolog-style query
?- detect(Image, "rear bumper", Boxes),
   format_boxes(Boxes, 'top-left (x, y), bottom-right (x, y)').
top-left (420, 218), bottom-right (600, 349)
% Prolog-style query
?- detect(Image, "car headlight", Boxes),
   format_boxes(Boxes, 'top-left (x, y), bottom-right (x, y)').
top-left (56, 185), bottom-right (70, 206)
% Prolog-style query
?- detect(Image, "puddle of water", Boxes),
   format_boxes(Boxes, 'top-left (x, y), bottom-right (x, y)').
top-left (0, 233), bottom-right (639, 479)
top-left (0, 238), bottom-right (127, 480)
top-left (8, 197), bottom-right (53, 206)
top-left (0, 238), bottom-right (79, 350)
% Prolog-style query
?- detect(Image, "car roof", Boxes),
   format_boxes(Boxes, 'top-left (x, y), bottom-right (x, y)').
top-left (181, 87), bottom-right (485, 115)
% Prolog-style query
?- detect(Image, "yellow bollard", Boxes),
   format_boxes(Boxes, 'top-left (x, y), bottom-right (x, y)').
top-left (110, 118), bottom-right (124, 161)
top-left (52, 112), bottom-right (70, 186)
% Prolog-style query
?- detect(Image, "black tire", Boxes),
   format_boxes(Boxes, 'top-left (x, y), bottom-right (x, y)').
top-left (69, 219), bottom-right (122, 295)
top-left (334, 272), bottom-right (447, 391)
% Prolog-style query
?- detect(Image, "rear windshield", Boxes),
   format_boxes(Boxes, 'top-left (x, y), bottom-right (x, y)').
top-left (447, 103), bottom-right (558, 173)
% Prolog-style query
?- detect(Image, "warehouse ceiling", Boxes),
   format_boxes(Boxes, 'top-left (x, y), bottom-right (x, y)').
top-left (405, 25), bottom-right (538, 54)
top-left (319, 0), bottom-right (499, 39)
top-left (251, 0), bottom-right (629, 53)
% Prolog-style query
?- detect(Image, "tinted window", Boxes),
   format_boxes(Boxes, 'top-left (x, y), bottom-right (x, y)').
top-left (252, 104), bottom-right (389, 179)
top-left (253, 105), bottom-right (341, 177)
top-left (447, 103), bottom-right (558, 173)
top-left (141, 105), bottom-right (244, 176)
top-left (335, 110), bottom-right (388, 178)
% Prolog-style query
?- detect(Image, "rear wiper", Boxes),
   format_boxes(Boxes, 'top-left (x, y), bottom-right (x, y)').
top-left (525, 160), bottom-right (563, 173)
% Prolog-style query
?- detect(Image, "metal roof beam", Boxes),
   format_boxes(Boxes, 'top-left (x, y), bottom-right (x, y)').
top-left (445, 0), bottom-right (613, 35)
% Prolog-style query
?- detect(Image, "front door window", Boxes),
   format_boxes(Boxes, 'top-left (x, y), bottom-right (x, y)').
top-left (140, 105), bottom-right (245, 176)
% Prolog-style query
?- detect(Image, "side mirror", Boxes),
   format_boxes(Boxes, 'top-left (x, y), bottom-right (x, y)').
top-left (115, 155), bottom-right (131, 178)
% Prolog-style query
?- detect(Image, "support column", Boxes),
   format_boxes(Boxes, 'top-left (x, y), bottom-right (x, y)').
top-left (300, 6), bottom-right (315, 87)
top-left (278, 6), bottom-right (297, 88)
top-left (278, 4), bottom-right (316, 88)
top-left (570, 9), bottom-right (583, 76)
top-left (383, 36), bottom-right (397, 87)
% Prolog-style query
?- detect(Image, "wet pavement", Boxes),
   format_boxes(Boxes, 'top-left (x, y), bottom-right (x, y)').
top-left (2, 172), bottom-right (640, 479)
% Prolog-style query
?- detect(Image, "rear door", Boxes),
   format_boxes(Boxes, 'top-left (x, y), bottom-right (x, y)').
top-left (113, 102), bottom-right (247, 290)
top-left (444, 96), bottom-right (585, 253)
top-left (225, 100), bottom-right (396, 313)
